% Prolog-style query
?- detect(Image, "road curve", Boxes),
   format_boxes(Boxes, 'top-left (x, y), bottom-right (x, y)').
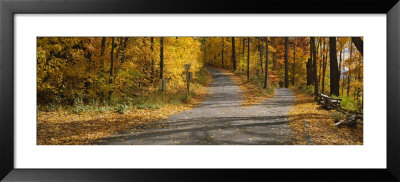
top-left (98, 67), bottom-right (296, 145)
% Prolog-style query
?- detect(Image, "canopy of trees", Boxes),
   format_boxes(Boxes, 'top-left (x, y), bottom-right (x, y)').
top-left (37, 37), bottom-right (363, 111)
top-left (37, 37), bottom-right (203, 105)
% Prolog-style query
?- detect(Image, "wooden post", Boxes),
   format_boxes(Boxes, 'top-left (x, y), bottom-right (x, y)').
top-left (187, 70), bottom-right (190, 93)
top-left (184, 64), bottom-right (191, 94)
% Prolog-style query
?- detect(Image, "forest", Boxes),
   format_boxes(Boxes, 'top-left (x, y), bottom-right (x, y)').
top-left (37, 36), bottom-right (363, 145)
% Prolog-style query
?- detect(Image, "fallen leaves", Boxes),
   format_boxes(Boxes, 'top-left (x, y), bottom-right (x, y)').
top-left (288, 93), bottom-right (363, 145)
top-left (37, 71), bottom-right (211, 145)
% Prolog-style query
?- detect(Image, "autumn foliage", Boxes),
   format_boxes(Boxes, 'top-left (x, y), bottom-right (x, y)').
top-left (37, 36), bottom-right (363, 145)
top-left (37, 37), bottom-right (203, 107)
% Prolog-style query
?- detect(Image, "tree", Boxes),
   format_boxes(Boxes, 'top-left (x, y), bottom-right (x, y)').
top-left (306, 58), bottom-right (312, 86)
top-left (160, 37), bottom-right (164, 79)
top-left (310, 37), bottom-right (318, 96)
top-left (321, 38), bottom-right (327, 94)
top-left (272, 53), bottom-right (275, 71)
top-left (232, 37), bottom-right (236, 71)
top-left (100, 37), bottom-right (106, 66)
top-left (306, 37), bottom-right (314, 86)
top-left (347, 43), bottom-right (353, 97)
top-left (99, 37), bottom-right (107, 102)
top-left (247, 37), bottom-right (250, 81)
top-left (318, 38), bottom-right (323, 89)
top-left (242, 38), bottom-right (245, 56)
top-left (292, 38), bottom-right (296, 86)
top-left (37, 36), bottom-right (363, 112)
top-left (221, 37), bottom-right (224, 67)
top-left (264, 37), bottom-right (269, 89)
top-left (150, 37), bottom-right (155, 81)
top-left (109, 37), bottom-right (115, 101)
top-left (338, 49), bottom-right (343, 96)
top-left (284, 37), bottom-right (289, 88)
top-left (329, 37), bottom-right (339, 96)
top-left (351, 37), bottom-right (363, 56)
top-left (258, 38), bottom-right (264, 74)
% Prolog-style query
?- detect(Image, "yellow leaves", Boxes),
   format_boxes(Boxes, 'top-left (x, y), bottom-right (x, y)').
top-left (288, 93), bottom-right (363, 145)
top-left (37, 103), bottom-right (181, 145)
top-left (37, 73), bottom-right (211, 145)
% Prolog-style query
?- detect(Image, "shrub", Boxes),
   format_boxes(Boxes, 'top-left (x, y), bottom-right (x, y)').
top-left (116, 103), bottom-right (128, 114)
top-left (298, 85), bottom-right (314, 95)
top-left (340, 96), bottom-right (358, 111)
top-left (72, 105), bottom-right (86, 114)
top-left (97, 106), bottom-right (108, 113)
top-left (169, 98), bottom-right (182, 105)
top-left (179, 93), bottom-right (191, 103)
top-left (71, 96), bottom-right (86, 114)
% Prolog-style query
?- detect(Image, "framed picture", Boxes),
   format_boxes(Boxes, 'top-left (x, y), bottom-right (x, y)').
top-left (1, 0), bottom-right (399, 181)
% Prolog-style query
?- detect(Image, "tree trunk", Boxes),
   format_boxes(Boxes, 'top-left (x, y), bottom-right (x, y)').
top-left (347, 43), bottom-right (353, 97)
top-left (99, 37), bottom-right (106, 103)
top-left (221, 37), bottom-right (224, 68)
top-left (322, 38), bottom-right (327, 94)
top-left (351, 37), bottom-right (363, 56)
top-left (272, 53), bottom-right (276, 71)
top-left (284, 37), bottom-right (289, 88)
top-left (319, 38), bottom-right (324, 92)
top-left (307, 38), bottom-right (314, 86)
top-left (150, 37), bottom-right (154, 81)
top-left (306, 58), bottom-right (312, 86)
top-left (160, 37), bottom-right (164, 79)
top-left (100, 37), bottom-right (106, 66)
top-left (264, 37), bottom-right (269, 89)
top-left (329, 37), bottom-right (339, 96)
top-left (242, 38), bottom-right (245, 56)
top-left (247, 37), bottom-right (250, 81)
top-left (292, 40), bottom-right (296, 86)
top-left (108, 37), bottom-right (115, 101)
top-left (232, 37), bottom-right (236, 71)
top-left (116, 38), bottom-right (122, 63)
top-left (113, 38), bottom-right (128, 77)
top-left (109, 37), bottom-right (115, 83)
top-left (258, 38), bottom-right (264, 74)
top-left (317, 38), bottom-right (321, 57)
top-left (238, 38), bottom-right (241, 68)
top-left (322, 52), bottom-right (327, 94)
top-left (311, 37), bottom-right (318, 95)
top-left (338, 49), bottom-right (343, 96)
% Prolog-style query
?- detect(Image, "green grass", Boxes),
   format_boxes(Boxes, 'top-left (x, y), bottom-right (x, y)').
top-left (292, 84), bottom-right (361, 112)
top-left (297, 85), bottom-right (315, 95)
top-left (116, 103), bottom-right (128, 114)
top-left (339, 96), bottom-right (359, 112)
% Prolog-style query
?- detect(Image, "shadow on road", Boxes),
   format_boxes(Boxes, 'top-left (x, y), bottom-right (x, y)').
top-left (95, 67), bottom-right (296, 145)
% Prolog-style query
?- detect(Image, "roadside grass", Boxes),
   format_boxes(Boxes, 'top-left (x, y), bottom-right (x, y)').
top-left (296, 85), bottom-right (362, 112)
top-left (217, 68), bottom-right (275, 106)
top-left (37, 68), bottom-right (211, 145)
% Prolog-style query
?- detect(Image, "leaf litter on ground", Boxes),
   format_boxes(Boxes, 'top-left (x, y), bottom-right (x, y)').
top-left (37, 72), bottom-right (212, 145)
top-left (288, 93), bottom-right (363, 145)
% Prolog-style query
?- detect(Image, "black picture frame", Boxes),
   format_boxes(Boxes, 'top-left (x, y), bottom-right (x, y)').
top-left (1, 0), bottom-right (399, 181)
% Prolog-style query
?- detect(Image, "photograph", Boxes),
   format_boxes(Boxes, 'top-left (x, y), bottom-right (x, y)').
top-left (36, 36), bottom-right (363, 145)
